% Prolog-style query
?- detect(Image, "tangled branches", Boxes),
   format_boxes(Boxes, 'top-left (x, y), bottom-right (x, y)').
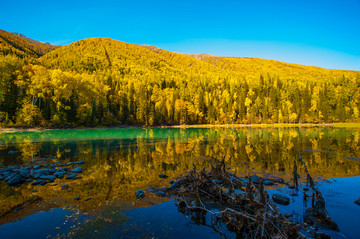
top-left (150, 159), bottom-right (301, 238)
top-left (148, 156), bottom-right (341, 238)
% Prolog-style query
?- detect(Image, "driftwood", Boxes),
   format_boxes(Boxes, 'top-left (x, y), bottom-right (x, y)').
top-left (149, 156), bottom-right (340, 238)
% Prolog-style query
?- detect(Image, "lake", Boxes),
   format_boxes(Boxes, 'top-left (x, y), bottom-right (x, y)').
top-left (0, 126), bottom-right (359, 238)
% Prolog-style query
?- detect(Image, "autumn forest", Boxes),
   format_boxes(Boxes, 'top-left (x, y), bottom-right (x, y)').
top-left (1, 29), bottom-right (360, 127)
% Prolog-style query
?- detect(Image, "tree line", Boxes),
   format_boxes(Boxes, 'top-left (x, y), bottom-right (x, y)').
top-left (0, 37), bottom-right (360, 127)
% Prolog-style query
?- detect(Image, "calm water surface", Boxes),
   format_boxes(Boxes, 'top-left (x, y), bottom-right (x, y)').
top-left (0, 127), bottom-right (359, 238)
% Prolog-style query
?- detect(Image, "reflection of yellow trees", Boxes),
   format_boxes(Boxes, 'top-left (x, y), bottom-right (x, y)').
top-left (17, 139), bottom-right (42, 160)
top-left (1, 127), bottom-right (360, 221)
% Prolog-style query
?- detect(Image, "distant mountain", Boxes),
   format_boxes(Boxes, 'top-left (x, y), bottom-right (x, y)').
top-left (11, 32), bottom-right (54, 47)
top-left (0, 29), bottom-right (58, 58)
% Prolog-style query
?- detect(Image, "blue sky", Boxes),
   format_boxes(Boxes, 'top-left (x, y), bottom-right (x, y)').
top-left (1, 0), bottom-right (359, 70)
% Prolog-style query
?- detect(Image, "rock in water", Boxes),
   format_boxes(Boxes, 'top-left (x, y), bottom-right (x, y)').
top-left (66, 174), bottom-right (77, 179)
top-left (71, 167), bottom-right (82, 173)
top-left (74, 196), bottom-right (80, 201)
top-left (354, 198), bottom-right (360, 206)
top-left (74, 160), bottom-right (86, 165)
top-left (54, 171), bottom-right (65, 179)
top-left (159, 174), bottom-right (168, 179)
top-left (7, 174), bottom-right (23, 186)
top-left (136, 189), bottom-right (145, 199)
top-left (272, 194), bottom-right (290, 205)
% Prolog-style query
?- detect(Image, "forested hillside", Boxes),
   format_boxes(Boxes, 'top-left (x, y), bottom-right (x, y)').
top-left (0, 29), bottom-right (359, 127)
top-left (0, 30), bottom-right (58, 59)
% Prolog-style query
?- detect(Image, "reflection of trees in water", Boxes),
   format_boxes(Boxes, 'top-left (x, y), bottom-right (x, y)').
top-left (0, 127), bottom-right (360, 221)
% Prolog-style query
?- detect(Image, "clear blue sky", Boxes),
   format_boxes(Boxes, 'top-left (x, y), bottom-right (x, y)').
top-left (1, 0), bottom-right (359, 70)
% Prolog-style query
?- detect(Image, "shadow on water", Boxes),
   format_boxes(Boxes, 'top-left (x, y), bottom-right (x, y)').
top-left (0, 127), bottom-right (359, 238)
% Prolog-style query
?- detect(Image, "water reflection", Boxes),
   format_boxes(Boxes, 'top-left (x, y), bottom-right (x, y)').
top-left (0, 127), bottom-right (360, 233)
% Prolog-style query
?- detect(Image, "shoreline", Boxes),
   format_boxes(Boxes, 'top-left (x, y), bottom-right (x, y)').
top-left (1, 122), bottom-right (359, 133)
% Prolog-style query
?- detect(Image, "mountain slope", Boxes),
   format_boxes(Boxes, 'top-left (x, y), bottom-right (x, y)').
top-left (0, 29), bottom-right (58, 58)
top-left (39, 38), bottom-right (225, 77)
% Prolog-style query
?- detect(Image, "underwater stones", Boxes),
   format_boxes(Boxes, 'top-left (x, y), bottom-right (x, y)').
top-left (272, 194), bottom-right (290, 205)
top-left (32, 179), bottom-right (47, 186)
top-left (136, 189), bottom-right (145, 199)
top-left (74, 196), bottom-right (80, 201)
top-left (74, 160), bottom-right (86, 165)
top-left (8, 150), bottom-right (17, 155)
top-left (0, 158), bottom-right (85, 187)
top-left (54, 171), bottom-right (65, 178)
top-left (7, 174), bottom-right (24, 186)
top-left (33, 168), bottom-right (51, 178)
top-left (159, 174), bottom-right (168, 179)
top-left (66, 174), bottom-right (77, 179)
top-left (40, 175), bottom-right (56, 182)
top-left (70, 167), bottom-right (82, 173)
top-left (84, 198), bottom-right (92, 201)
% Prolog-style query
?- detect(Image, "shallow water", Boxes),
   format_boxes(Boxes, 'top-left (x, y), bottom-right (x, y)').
top-left (0, 126), bottom-right (359, 238)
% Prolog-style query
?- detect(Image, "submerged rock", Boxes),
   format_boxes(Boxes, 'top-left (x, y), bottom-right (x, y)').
top-left (159, 174), bottom-right (168, 179)
top-left (7, 174), bottom-right (23, 186)
top-left (32, 179), bottom-right (47, 186)
top-left (8, 150), bottom-right (17, 155)
top-left (84, 198), bottom-right (92, 201)
top-left (354, 198), bottom-right (360, 206)
top-left (272, 194), bottom-right (290, 205)
top-left (33, 168), bottom-right (51, 178)
top-left (66, 174), bottom-right (77, 179)
top-left (74, 196), bottom-right (80, 201)
top-left (71, 167), bottom-right (82, 173)
top-left (74, 160), bottom-right (86, 165)
top-left (136, 189), bottom-right (145, 199)
top-left (40, 175), bottom-right (56, 182)
top-left (54, 171), bottom-right (65, 178)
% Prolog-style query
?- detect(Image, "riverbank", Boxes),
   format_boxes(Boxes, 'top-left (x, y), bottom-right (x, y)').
top-left (1, 122), bottom-right (360, 133)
